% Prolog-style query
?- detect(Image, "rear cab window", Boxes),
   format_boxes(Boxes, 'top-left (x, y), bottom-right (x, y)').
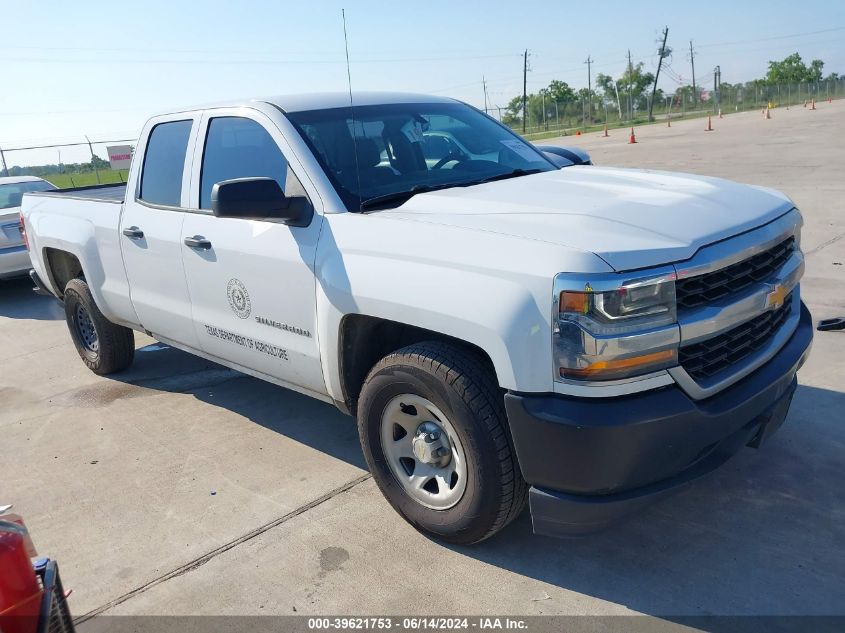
top-left (138, 120), bottom-right (193, 207)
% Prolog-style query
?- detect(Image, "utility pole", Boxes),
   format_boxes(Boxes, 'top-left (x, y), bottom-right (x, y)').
top-left (482, 76), bottom-right (488, 113)
top-left (648, 26), bottom-right (670, 122)
top-left (613, 81), bottom-right (623, 120)
top-left (713, 65), bottom-right (721, 113)
top-left (688, 40), bottom-right (698, 106)
top-left (85, 135), bottom-right (101, 184)
top-left (522, 49), bottom-right (529, 133)
top-left (584, 55), bottom-right (593, 116)
top-left (627, 49), bottom-right (634, 121)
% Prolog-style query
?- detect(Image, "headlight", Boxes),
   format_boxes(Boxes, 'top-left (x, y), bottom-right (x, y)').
top-left (553, 270), bottom-right (680, 381)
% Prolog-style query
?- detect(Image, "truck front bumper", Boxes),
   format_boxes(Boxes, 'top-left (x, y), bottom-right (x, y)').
top-left (505, 301), bottom-right (814, 538)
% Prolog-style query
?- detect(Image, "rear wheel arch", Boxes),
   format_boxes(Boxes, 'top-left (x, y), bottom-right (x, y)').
top-left (337, 314), bottom-right (500, 416)
top-left (43, 248), bottom-right (84, 298)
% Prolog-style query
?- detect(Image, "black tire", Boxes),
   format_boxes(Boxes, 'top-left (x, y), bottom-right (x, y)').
top-left (357, 341), bottom-right (528, 544)
top-left (64, 277), bottom-right (135, 375)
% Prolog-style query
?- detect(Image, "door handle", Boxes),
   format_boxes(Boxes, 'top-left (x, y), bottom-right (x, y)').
top-left (122, 226), bottom-right (144, 239)
top-left (184, 235), bottom-right (212, 250)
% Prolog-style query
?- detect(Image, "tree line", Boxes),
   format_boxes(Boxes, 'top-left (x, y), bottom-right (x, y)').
top-left (500, 52), bottom-right (841, 126)
top-left (4, 155), bottom-right (111, 178)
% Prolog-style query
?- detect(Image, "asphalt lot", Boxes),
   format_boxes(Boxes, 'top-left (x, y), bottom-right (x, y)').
top-left (2, 101), bottom-right (844, 622)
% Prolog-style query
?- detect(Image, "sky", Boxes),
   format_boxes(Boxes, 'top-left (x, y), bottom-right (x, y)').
top-left (2, 0), bottom-right (843, 166)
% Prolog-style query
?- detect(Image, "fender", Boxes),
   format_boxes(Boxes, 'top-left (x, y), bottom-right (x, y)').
top-left (315, 212), bottom-right (612, 400)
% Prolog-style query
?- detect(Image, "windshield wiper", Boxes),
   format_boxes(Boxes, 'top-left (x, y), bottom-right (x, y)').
top-left (359, 183), bottom-right (459, 211)
top-left (475, 168), bottom-right (542, 184)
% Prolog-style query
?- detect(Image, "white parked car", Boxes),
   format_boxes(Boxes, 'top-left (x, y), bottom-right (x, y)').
top-left (20, 93), bottom-right (812, 543)
top-left (0, 176), bottom-right (55, 279)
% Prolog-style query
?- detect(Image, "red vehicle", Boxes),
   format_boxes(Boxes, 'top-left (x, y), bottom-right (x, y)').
top-left (0, 506), bottom-right (74, 633)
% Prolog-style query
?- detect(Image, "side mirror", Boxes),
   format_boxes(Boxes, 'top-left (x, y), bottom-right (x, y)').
top-left (534, 145), bottom-right (593, 167)
top-left (211, 177), bottom-right (312, 226)
top-left (540, 151), bottom-right (574, 169)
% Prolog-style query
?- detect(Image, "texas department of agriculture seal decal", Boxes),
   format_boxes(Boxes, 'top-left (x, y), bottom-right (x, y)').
top-left (227, 278), bottom-right (251, 319)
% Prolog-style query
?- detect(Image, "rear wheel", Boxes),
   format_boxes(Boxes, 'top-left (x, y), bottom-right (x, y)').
top-left (357, 342), bottom-right (527, 544)
top-left (64, 278), bottom-right (135, 375)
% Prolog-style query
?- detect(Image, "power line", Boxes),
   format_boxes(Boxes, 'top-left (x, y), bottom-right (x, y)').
top-left (696, 25), bottom-right (845, 49)
top-left (3, 52), bottom-right (522, 66)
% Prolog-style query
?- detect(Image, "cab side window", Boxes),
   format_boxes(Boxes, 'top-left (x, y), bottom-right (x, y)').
top-left (139, 120), bottom-right (193, 207)
top-left (200, 117), bottom-right (306, 210)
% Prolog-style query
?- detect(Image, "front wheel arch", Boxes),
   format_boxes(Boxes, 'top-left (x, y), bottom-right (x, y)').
top-left (337, 314), bottom-right (499, 416)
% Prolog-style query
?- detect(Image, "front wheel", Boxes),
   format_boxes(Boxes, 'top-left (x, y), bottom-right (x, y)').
top-left (357, 342), bottom-right (527, 544)
top-left (64, 277), bottom-right (135, 375)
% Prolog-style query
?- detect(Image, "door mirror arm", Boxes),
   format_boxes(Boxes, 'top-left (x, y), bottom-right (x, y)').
top-left (211, 177), bottom-right (312, 227)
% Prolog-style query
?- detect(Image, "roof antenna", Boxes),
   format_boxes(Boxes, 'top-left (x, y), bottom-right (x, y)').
top-left (342, 8), bottom-right (363, 212)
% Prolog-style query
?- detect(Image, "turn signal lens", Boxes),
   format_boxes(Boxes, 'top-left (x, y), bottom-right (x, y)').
top-left (559, 291), bottom-right (589, 314)
top-left (560, 349), bottom-right (677, 380)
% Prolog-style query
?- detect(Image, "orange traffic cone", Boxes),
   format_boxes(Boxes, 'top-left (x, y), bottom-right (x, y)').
top-left (829, 97), bottom-right (832, 103)
top-left (628, 127), bottom-right (637, 144)
top-left (603, 124), bottom-right (609, 137)
top-left (576, 130), bottom-right (582, 136)
top-left (705, 116), bottom-right (713, 131)
top-left (811, 99), bottom-right (816, 110)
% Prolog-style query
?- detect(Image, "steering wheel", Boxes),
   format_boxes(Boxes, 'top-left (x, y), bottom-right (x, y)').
top-left (432, 151), bottom-right (467, 170)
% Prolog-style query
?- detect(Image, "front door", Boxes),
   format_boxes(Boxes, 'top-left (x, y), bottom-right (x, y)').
top-left (120, 116), bottom-right (201, 349)
top-left (180, 110), bottom-right (326, 394)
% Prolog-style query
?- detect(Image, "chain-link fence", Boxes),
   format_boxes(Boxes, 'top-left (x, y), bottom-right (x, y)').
top-left (2, 78), bottom-right (843, 186)
top-left (0, 137), bottom-right (134, 188)
top-left (494, 78), bottom-right (845, 140)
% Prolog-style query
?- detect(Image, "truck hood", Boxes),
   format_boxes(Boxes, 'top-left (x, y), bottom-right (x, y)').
top-left (380, 167), bottom-right (794, 271)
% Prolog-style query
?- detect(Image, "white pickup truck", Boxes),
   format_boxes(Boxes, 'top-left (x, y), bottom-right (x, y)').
top-left (21, 93), bottom-right (813, 543)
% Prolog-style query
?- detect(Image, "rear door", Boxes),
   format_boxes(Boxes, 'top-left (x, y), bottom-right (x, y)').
top-left (180, 109), bottom-right (326, 394)
top-left (119, 115), bottom-right (202, 348)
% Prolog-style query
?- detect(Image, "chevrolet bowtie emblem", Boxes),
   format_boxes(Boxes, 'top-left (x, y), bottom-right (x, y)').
top-left (766, 283), bottom-right (788, 310)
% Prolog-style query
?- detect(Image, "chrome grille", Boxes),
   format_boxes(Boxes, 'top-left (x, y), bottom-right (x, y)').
top-left (679, 292), bottom-right (794, 382)
top-left (676, 237), bottom-right (795, 310)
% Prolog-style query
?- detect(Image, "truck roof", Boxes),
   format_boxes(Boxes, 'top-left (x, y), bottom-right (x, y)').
top-left (164, 92), bottom-right (459, 117)
top-left (262, 92), bottom-right (458, 113)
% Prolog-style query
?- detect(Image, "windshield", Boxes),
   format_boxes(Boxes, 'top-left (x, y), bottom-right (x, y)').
top-left (286, 102), bottom-right (555, 210)
top-left (0, 180), bottom-right (56, 210)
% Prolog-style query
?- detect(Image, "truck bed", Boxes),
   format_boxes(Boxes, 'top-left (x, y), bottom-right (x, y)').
top-left (31, 182), bottom-right (127, 203)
